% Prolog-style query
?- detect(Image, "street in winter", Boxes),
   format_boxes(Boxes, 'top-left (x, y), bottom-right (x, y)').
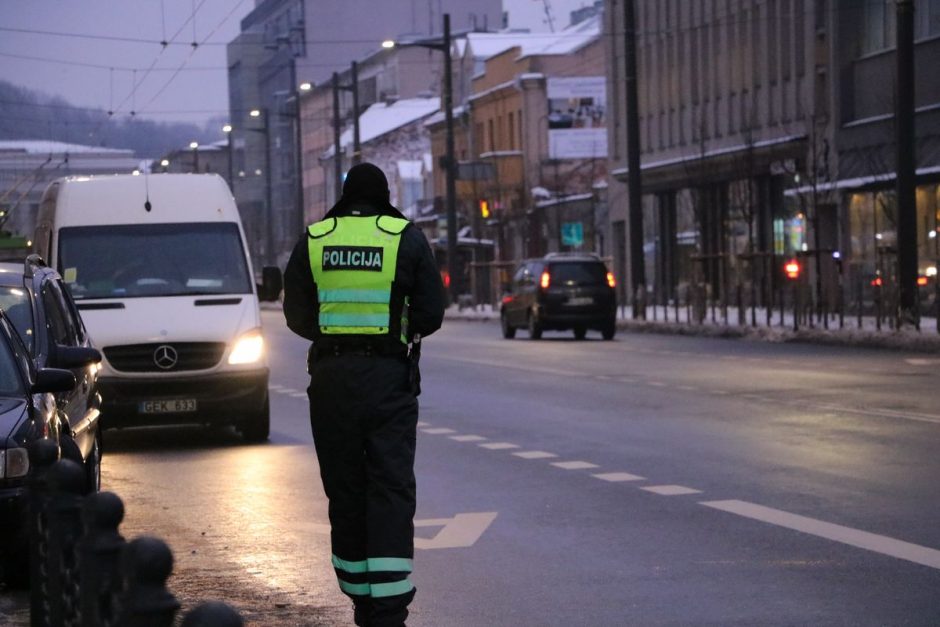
top-left (5, 311), bottom-right (939, 625)
top-left (2, 0), bottom-right (940, 625)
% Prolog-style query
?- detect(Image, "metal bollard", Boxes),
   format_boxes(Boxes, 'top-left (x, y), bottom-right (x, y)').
top-left (116, 536), bottom-right (180, 627)
top-left (181, 601), bottom-right (245, 627)
top-left (28, 439), bottom-right (60, 627)
top-left (80, 492), bottom-right (126, 627)
top-left (44, 459), bottom-right (87, 627)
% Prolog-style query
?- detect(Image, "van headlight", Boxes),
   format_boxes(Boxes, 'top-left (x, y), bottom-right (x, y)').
top-left (228, 329), bottom-right (264, 365)
top-left (0, 448), bottom-right (30, 479)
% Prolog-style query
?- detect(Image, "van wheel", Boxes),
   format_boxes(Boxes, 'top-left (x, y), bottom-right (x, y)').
top-left (528, 312), bottom-right (542, 340)
top-left (500, 311), bottom-right (516, 339)
top-left (573, 326), bottom-right (586, 340)
top-left (242, 395), bottom-right (270, 443)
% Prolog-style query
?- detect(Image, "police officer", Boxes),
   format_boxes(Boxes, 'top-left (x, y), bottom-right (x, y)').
top-left (283, 163), bottom-right (445, 627)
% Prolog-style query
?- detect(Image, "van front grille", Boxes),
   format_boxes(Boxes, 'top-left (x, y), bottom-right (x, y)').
top-left (104, 342), bottom-right (226, 373)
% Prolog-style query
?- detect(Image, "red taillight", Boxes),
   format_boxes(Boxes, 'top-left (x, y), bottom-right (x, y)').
top-left (442, 271), bottom-right (451, 288)
top-left (501, 295), bottom-right (513, 304)
top-left (871, 276), bottom-right (883, 287)
top-left (606, 272), bottom-right (616, 288)
top-left (917, 276), bottom-right (929, 287)
top-left (540, 271), bottom-right (551, 289)
top-left (784, 260), bottom-right (801, 280)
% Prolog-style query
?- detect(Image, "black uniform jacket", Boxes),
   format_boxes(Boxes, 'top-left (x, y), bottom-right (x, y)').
top-left (283, 202), bottom-right (446, 344)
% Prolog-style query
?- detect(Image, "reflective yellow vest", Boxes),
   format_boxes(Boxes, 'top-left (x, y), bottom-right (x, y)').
top-left (306, 215), bottom-right (410, 344)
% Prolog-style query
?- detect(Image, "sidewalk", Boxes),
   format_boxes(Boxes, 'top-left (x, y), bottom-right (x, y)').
top-left (444, 303), bottom-right (940, 353)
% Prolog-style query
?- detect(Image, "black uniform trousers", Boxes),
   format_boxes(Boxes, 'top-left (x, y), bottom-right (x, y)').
top-left (307, 352), bottom-right (418, 627)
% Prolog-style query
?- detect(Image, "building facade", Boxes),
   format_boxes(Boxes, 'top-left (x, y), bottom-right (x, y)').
top-left (0, 141), bottom-right (139, 247)
top-left (604, 0), bottom-right (940, 314)
top-left (228, 0), bottom-right (502, 267)
top-left (425, 16), bottom-right (608, 291)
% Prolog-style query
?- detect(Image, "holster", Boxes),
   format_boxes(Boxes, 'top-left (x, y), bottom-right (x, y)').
top-left (408, 335), bottom-right (422, 396)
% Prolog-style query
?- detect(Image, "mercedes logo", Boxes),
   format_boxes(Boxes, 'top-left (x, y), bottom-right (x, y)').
top-left (153, 345), bottom-right (178, 370)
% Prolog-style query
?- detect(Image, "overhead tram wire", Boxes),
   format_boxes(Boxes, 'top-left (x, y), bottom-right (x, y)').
top-left (0, 3), bottom-right (887, 48)
top-left (135, 0), bottom-right (249, 117)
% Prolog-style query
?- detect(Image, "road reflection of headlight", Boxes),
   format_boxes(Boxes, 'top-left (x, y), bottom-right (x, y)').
top-left (229, 330), bottom-right (264, 365)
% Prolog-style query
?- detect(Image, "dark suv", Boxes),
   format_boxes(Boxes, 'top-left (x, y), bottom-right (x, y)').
top-left (500, 253), bottom-right (617, 340)
top-left (0, 308), bottom-right (82, 586)
top-left (0, 256), bottom-right (103, 489)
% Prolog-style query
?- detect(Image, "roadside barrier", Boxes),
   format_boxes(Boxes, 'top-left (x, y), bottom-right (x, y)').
top-left (26, 439), bottom-right (243, 627)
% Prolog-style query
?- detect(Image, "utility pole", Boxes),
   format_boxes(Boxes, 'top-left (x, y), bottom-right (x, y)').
top-left (623, 0), bottom-right (645, 318)
top-left (351, 61), bottom-right (362, 165)
top-left (443, 13), bottom-right (459, 303)
top-left (896, 0), bottom-right (918, 327)
top-left (332, 72), bottom-right (343, 203)
top-left (290, 57), bottom-right (306, 234)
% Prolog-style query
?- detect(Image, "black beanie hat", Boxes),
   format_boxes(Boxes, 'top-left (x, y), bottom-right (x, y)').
top-left (341, 162), bottom-right (391, 206)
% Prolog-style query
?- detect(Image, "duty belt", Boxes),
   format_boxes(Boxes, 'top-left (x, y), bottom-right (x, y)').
top-left (311, 339), bottom-right (408, 361)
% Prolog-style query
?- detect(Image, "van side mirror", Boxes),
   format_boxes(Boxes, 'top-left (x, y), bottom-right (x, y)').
top-left (258, 266), bottom-right (283, 302)
top-left (54, 345), bottom-right (102, 369)
top-left (32, 368), bottom-right (76, 394)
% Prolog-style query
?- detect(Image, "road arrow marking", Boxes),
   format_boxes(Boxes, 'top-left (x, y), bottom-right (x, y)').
top-left (300, 512), bottom-right (498, 550)
top-left (414, 512), bottom-right (498, 550)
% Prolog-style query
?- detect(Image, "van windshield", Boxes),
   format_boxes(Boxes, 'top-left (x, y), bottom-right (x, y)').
top-left (58, 223), bottom-right (252, 300)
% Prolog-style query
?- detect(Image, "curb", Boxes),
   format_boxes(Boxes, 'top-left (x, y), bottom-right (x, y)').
top-left (444, 311), bottom-right (940, 354)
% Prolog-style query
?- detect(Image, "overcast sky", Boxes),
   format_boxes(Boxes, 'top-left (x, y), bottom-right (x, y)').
top-left (0, 0), bottom-right (590, 126)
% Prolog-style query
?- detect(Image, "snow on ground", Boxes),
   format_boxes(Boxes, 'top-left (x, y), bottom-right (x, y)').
top-left (444, 304), bottom-right (940, 353)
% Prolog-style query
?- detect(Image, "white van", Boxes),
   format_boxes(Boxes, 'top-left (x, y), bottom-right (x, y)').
top-left (33, 173), bottom-right (280, 441)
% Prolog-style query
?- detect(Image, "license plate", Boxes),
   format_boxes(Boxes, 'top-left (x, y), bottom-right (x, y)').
top-left (139, 399), bottom-right (198, 414)
top-left (567, 297), bottom-right (594, 306)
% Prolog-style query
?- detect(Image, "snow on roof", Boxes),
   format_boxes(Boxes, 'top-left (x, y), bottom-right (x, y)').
top-left (422, 105), bottom-right (466, 128)
top-left (422, 152), bottom-right (433, 173)
top-left (328, 97), bottom-right (441, 156)
top-left (397, 159), bottom-right (423, 180)
top-left (462, 15), bottom-right (601, 62)
top-left (0, 140), bottom-right (133, 156)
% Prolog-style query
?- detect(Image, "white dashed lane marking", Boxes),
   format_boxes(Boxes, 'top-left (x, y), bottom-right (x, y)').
top-left (290, 392), bottom-right (308, 398)
top-left (551, 461), bottom-right (599, 470)
top-left (641, 485), bottom-right (703, 496)
top-left (593, 472), bottom-right (645, 482)
top-left (422, 428), bottom-right (457, 435)
top-left (479, 442), bottom-right (520, 450)
top-left (450, 435), bottom-right (487, 442)
top-left (416, 421), bottom-right (431, 427)
top-left (702, 500), bottom-right (940, 571)
top-left (513, 451), bottom-right (558, 460)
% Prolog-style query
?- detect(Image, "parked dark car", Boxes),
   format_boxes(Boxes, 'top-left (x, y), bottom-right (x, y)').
top-left (0, 308), bottom-right (82, 586)
top-left (0, 256), bottom-right (103, 492)
top-left (500, 253), bottom-right (617, 340)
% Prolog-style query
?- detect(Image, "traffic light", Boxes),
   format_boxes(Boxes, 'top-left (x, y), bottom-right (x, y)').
top-left (784, 259), bottom-right (801, 280)
top-left (479, 199), bottom-right (490, 219)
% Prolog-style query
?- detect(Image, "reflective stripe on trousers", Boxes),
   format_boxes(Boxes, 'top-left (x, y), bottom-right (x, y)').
top-left (332, 554), bottom-right (415, 598)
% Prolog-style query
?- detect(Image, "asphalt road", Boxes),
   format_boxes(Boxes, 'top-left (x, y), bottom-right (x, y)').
top-left (4, 312), bottom-right (940, 625)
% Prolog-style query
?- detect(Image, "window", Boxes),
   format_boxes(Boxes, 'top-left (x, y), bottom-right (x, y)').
top-left (508, 112), bottom-right (515, 151)
top-left (0, 321), bottom-right (27, 396)
top-left (42, 284), bottom-right (74, 347)
top-left (916, 0), bottom-right (940, 38)
top-left (862, 0), bottom-right (897, 54)
top-left (58, 223), bottom-right (252, 300)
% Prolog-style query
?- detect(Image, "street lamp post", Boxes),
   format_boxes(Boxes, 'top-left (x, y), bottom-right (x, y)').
top-left (222, 124), bottom-right (233, 188)
top-left (385, 13), bottom-right (459, 302)
top-left (249, 108), bottom-right (275, 266)
top-left (189, 141), bottom-right (200, 173)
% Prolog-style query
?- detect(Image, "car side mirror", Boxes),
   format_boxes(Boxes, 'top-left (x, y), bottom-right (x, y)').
top-left (54, 345), bottom-right (102, 369)
top-left (32, 368), bottom-right (76, 394)
top-left (258, 266), bottom-right (283, 302)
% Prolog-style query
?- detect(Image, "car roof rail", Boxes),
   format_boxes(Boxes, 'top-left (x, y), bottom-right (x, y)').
top-left (24, 254), bottom-right (47, 279)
